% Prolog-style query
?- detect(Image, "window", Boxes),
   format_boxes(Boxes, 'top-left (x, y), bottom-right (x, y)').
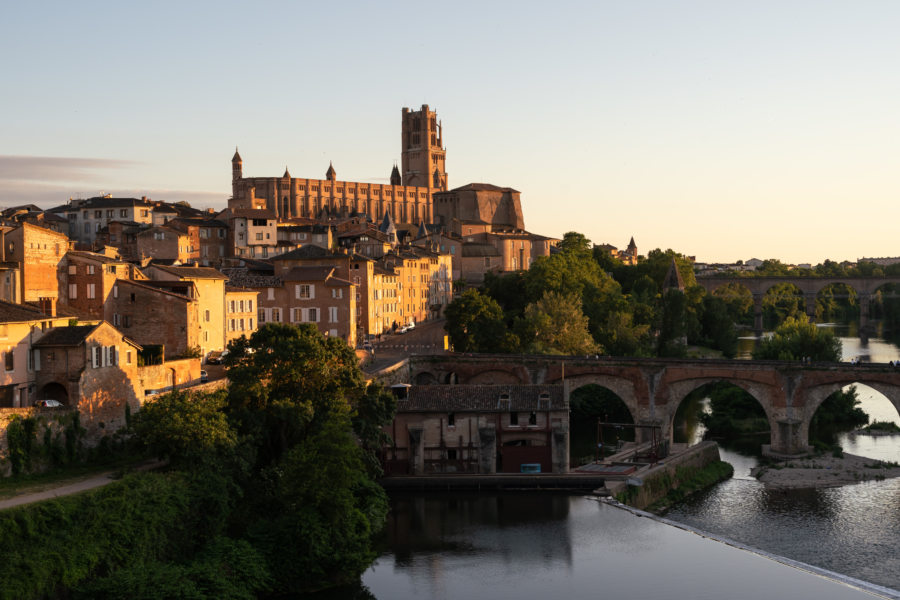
top-left (69, 283), bottom-right (77, 299)
top-left (447, 413), bottom-right (455, 427)
top-left (113, 285), bottom-right (118, 299)
top-left (95, 210), bottom-right (102, 218)
top-left (120, 209), bottom-right (128, 217)
top-left (331, 288), bottom-right (343, 299)
top-left (255, 232), bottom-right (263, 241)
top-left (68, 265), bottom-right (77, 275)
top-left (267, 288), bottom-right (274, 300)
top-left (249, 318), bottom-right (253, 329)
top-left (4, 350), bottom-right (13, 372)
top-left (510, 412), bottom-right (519, 426)
top-left (258, 308), bottom-right (266, 324)
top-left (106, 209), bottom-right (113, 218)
top-left (328, 306), bottom-right (338, 323)
top-left (529, 412), bottom-right (537, 426)
top-left (141, 209), bottom-right (149, 218)
top-left (239, 300), bottom-right (245, 312)
top-left (307, 308), bottom-right (318, 323)
top-left (87, 284), bottom-right (96, 299)
top-left (248, 300), bottom-right (253, 312)
top-left (296, 284), bottom-right (313, 299)
top-left (229, 319), bottom-right (235, 331)
top-left (87, 265), bottom-right (95, 275)
top-left (239, 318), bottom-right (245, 331)
top-left (123, 315), bottom-right (132, 328)
top-left (113, 313), bottom-right (120, 326)
top-left (272, 308), bottom-right (281, 322)
top-left (229, 300), bottom-right (236, 313)
top-left (447, 449), bottom-right (457, 461)
top-left (126, 351), bottom-right (132, 365)
top-left (218, 229), bottom-right (225, 238)
top-left (205, 310), bottom-right (210, 322)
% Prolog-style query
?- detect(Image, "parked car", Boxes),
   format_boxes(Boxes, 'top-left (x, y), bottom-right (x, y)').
top-left (398, 326), bottom-right (409, 334)
top-left (200, 370), bottom-right (209, 383)
top-left (37, 399), bottom-right (63, 408)
top-left (406, 321), bottom-right (416, 330)
top-left (206, 351), bottom-right (224, 364)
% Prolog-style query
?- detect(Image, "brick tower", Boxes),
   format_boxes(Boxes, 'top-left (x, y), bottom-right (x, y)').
top-left (401, 105), bottom-right (447, 193)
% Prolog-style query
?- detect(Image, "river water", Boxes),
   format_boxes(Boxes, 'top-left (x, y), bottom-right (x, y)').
top-left (346, 324), bottom-right (900, 599)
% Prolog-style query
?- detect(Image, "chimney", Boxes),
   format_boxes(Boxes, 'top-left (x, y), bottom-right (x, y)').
top-left (38, 297), bottom-right (57, 317)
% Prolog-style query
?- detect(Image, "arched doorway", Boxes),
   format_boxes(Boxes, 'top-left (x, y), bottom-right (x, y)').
top-left (39, 382), bottom-right (69, 406)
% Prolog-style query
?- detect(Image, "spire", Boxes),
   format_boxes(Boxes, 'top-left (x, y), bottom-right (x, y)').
top-left (232, 147), bottom-right (242, 163)
top-left (433, 167), bottom-right (442, 188)
top-left (283, 165), bottom-right (291, 178)
top-left (627, 236), bottom-right (637, 252)
top-left (390, 163), bottom-right (401, 186)
top-left (380, 209), bottom-right (397, 240)
top-left (662, 258), bottom-right (686, 292)
top-left (326, 161), bottom-right (336, 181)
top-left (416, 220), bottom-right (428, 239)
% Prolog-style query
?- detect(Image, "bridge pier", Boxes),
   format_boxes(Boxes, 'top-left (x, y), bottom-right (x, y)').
top-left (753, 293), bottom-right (764, 337)
top-left (765, 418), bottom-right (810, 457)
top-left (859, 292), bottom-right (872, 342)
top-left (804, 293), bottom-right (817, 323)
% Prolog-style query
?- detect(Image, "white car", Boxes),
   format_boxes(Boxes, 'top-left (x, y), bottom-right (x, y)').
top-left (37, 399), bottom-right (63, 408)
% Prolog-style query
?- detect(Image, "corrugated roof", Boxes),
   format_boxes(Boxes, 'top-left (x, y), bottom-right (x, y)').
top-left (400, 385), bottom-right (566, 412)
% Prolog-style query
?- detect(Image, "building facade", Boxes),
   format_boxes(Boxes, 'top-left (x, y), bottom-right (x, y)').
top-left (229, 105), bottom-right (447, 225)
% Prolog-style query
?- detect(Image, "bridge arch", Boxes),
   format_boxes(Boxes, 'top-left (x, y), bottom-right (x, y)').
top-left (560, 374), bottom-right (640, 417)
top-left (663, 377), bottom-right (776, 446)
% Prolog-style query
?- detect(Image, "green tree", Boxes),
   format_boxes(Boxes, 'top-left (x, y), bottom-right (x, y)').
top-left (444, 289), bottom-right (516, 352)
top-left (752, 314), bottom-right (842, 362)
top-left (521, 291), bottom-right (599, 355)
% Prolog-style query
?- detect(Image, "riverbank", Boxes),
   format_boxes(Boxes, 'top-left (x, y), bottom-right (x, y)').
top-left (751, 452), bottom-right (900, 489)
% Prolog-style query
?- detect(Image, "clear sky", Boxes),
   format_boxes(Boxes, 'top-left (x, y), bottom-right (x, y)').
top-left (3, 1), bottom-right (899, 265)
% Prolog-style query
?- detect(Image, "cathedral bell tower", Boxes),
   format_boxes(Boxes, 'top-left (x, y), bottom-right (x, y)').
top-left (231, 147), bottom-right (243, 203)
top-left (401, 105), bottom-right (447, 193)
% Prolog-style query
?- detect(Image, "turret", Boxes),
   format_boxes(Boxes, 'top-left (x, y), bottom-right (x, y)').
top-left (390, 164), bottom-right (402, 186)
top-left (326, 161), bottom-right (336, 181)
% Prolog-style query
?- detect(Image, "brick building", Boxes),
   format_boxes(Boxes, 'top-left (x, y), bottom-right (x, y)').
top-left (383, 385), bottom-right (569, 475)
top-left (105, 278), bottom-right (198, 358)
top-left (6, 223), bottom-right (69, 308)
top-left (58, 250), bottom-right (133, 319)
top-left (229, 105), bottom-right (447, 224)
top-left (136, 225), bottom-right (199, 264)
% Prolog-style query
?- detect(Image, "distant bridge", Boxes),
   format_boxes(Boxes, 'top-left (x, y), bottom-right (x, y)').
top-left (695, 276), bottom-right (900, 336)
top-left (408, 354), bottom-right (900, 456)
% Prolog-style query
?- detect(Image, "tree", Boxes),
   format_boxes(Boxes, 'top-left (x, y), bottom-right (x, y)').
top-left (752, 314), bottom-right (842, 362)
top-left (521, 291), bottom-right (599, 355)
top-left (444, 289), bottom-right (516, 352)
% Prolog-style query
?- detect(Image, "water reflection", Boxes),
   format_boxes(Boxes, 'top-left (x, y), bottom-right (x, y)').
top-left (361, 494), bottom-right (881, 600)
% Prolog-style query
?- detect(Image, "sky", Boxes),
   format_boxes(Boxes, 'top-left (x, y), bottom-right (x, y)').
top-left (2, 1), bottom-right (900, 265)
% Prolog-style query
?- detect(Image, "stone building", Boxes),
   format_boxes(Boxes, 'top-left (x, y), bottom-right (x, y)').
top-left (0, 301), bottom-right (71, 407)
top-left (218, 208), bottom-right (278, 259)
top-left (105, 278), bottom-right (198, 358)
top-left (33, 322), bottom-right (143, 432)
top-left (229, 105), bottom-right (447, 225)
top-left (383, 385), bottom-right (569, 475)
top-left (51, 196), bottom-right (155, 245)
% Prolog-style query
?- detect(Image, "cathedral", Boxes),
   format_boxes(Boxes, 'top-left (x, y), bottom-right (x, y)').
top-left (229, 105), bottom-right (448, 225)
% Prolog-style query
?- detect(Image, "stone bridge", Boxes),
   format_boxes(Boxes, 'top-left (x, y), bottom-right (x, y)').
top-left (696, 276), bottom-right (900, 336)
top-left (408, 354), bottom-right (900, 456)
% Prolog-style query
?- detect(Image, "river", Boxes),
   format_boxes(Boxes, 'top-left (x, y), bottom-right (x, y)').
top-left (341, 324), bottom-right (900, 599)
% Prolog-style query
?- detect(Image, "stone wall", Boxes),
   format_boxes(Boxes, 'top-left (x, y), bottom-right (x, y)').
top-left (607, 441), bottom-right (722, 510)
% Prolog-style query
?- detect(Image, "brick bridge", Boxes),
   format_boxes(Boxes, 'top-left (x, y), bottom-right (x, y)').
top-left (408, 354), bottom-right (900, 456)
top-left (695, 276), bottom-right (900, 336)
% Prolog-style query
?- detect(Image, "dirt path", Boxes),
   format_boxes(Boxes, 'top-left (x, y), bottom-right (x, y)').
top-left (0, 460), bottom-right (165, 511)
top-left (0, 472), bottom-right (118, 510)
